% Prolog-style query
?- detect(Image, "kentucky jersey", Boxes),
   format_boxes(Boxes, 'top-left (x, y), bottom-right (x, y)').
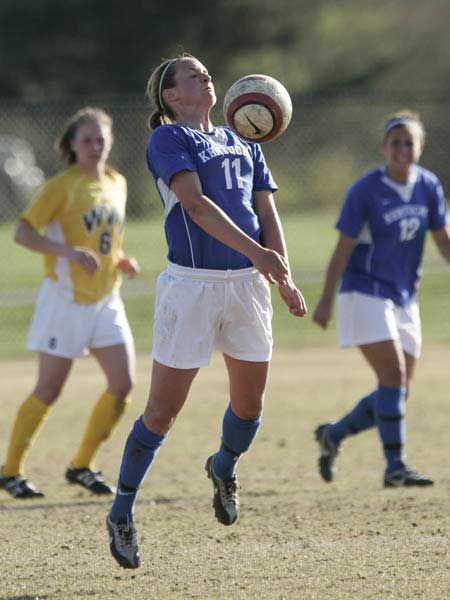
top-left (146, 125), bottom-right (277, 270)
top-left (21, 163), bottom-right (127, 303)
top-left (337, 165), bottom-right (447, 306)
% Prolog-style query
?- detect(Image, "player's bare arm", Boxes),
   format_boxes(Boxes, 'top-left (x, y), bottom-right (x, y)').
top-left (15, 219), bottom-right (100, 274)
top-left (313, 232), bottom-right (357, 329)
top-left (117, 253), bottom-right (140, 278)
top-left (170, 169), bottom-right (288, 285)
top-left (253, 190), bottom-right (307, 317)
top-left (432, 227), bottom-right (450, 265)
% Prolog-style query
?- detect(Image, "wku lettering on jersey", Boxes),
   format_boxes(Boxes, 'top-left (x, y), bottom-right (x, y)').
top-left (383, 205), bottom-right (428, 225)
top-left (198, 144), bottom-right (251, 164)
top-left (83, 205), bottom-right (123, 233)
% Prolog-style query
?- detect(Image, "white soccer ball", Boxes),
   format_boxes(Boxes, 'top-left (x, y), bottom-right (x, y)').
top-left (223, 74), bottom-right (293, 143)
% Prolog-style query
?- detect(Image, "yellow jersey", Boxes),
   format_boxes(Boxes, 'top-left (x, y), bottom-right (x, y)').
top-left (21, 163), bottom-right (127, 304)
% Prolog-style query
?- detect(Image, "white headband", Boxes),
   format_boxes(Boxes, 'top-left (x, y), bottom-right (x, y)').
top-left (384, 117), bottom-right (414, 135)
top-left (158, 60), bottom-right (176, 110)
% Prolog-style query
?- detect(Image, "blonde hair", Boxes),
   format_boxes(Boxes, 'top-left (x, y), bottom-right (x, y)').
top-left (383, 109), bottom-right (425, 142)
top-left (145, 53), bottom-right (194, 130)
top-left (55, 107), bottom-right (113, 163)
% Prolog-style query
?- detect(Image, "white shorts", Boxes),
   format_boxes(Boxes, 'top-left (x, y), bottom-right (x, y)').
top-left (27, 278), bottom-right (134, 359)
top-left (337, 291), bottom-right (421, 358)
top-left (152, 263), bottom-right (273, 369)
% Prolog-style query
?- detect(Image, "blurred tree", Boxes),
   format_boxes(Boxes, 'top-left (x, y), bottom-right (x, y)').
top-left (1, 0), bottom-right (450, 100)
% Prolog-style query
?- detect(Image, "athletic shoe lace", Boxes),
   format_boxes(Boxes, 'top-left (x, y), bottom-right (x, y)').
top-left (79, 470), bottom-right (104, 487)
top-left (219, 476), bottom-right (239, 505)
top-left (116, 521), bottom-right (136, 550)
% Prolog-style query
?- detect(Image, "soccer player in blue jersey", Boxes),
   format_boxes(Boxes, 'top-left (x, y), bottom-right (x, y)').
top-left (313, 110), bottom-right (450, 488)
top-left (106, 55), bottom-right (307, 569)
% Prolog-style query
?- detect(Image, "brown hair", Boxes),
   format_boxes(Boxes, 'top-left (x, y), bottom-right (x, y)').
top-left (55, 107), bottom-right (113, 163)
top-left (383, 109), bottom-right (426, 143)
top-left (146, 54), bottom-right (194, 130)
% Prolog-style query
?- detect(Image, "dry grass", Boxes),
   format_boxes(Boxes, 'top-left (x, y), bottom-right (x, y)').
top-left (1, 346), bottom-right (450, 599)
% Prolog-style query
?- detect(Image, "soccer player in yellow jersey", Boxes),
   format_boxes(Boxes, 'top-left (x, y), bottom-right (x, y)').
top-left (0, 107), bottom-right (139, 498)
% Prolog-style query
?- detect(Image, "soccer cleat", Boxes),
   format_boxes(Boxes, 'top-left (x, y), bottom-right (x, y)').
top-left (106, 514), bottom-right (140, 569)
top-left (66, 467), bottom-right (116, 495)
top-left (315, 423), bottom-right (339, 482)
top-left (0, 468), bottom-right (44, 499)
top-left (384, 465), bottom-right (434, 488)
top-left (205, 455), bottom-right (240, 526)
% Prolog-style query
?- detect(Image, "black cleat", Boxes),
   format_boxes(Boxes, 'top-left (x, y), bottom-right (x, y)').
top-left (205, 455), bottom-right (240, 526)
top-left (0, 467), bottom-right (44, 499)
top-left (66, 467), bottom-right (115, 495)
top-left (384, 465), bottom-right (434, 488)
top-left (315, 424), bottom-right (339, 482)
top-left (106, 514), bottom-right (140, 569)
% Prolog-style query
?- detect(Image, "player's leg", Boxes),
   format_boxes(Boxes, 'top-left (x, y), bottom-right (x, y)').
top-left (107, 360), bottom-right (198, 569)
top-left (107, 265), bottom-right (218, 568)
top-left (66, 293), bottom-right (136, 494)
top-left (205, 355), bottom-right (268, 526)
top-left (359, 337), bottom-right (406, 470)
top-left (315, 293), bottom-right (394, 482)
top-left (397, 298), bottom-right (421, 400)
top-left (0, 353), bottom-right (73, 498)
top-left (316, 387), bottom-right (378, 482)
top-left (204, 272), bottom-right (272, 525)
top-left (404, 351), bottom-right (416, 398)
top-left (359, 340), bottom-right (432, 487)
top-left (323, 390), bottom-right (377, 445)
top-left (110, 266), bottom-right (212, 519)
top-left (66, 342), bottom-right (135, 495)
top-left (109, 359), bottom-right (198, 515)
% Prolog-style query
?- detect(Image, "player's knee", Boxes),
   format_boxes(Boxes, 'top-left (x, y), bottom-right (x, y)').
top-left (379, 364), bottom-right (406, 388)
top-left (231, 395), bottom-right (264, 420)
top-left (109, 373), bottom-right (134, 399)
top-left (143, 404), bottom-right (178, 435)
top-left (233, 406), bottom-right (263, 420)
top-left (33, 382), bottom-right (64, 404)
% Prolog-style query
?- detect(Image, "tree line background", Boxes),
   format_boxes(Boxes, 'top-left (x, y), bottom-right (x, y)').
top-left (2, 1), bottom-right (450, 101)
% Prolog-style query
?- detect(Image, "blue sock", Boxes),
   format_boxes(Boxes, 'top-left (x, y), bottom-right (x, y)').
top-left (375, 385), bottom-right (406, 473)
top-left (213, 404), bottom-right (262, 480)
top-left (328, 390), bottom-right (377, 445)
top-left (109, 416), bottom-right (166, 523)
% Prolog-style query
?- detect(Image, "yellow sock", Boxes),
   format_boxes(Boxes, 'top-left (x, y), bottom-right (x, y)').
top-left (3, 394), bottom-right (52, 477)
top-left (71, 391), bottom-right (131, 470)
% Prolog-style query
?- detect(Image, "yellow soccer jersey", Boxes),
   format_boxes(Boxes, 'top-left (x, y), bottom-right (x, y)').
top-left (21, 163), bottom-right (127, 303)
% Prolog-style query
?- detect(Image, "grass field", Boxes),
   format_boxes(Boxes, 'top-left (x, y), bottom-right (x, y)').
top-left (2, 212), bottom-right (450, 359)
top-left (2, 347), bottom-right (450, 599)
top-left (2, 212), bottom-right (450, 598)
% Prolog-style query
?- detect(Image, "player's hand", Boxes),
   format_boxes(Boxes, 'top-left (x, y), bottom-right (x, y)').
top-left (278, 279), bottom-right (307, 317)
top-left (312, 298), bottom-right (333, 329)
top-left (118, 256), bottom-right (140, 278)
top-left (252, 247), bottom-right (289, 285)
top-left (70, 247), bottom-right (100, 275)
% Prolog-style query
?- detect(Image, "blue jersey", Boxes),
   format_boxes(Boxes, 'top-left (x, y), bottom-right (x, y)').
top-left (337, 166), bottom-right (447, 306)
top-left (146, 125), bottom-right (277, 270)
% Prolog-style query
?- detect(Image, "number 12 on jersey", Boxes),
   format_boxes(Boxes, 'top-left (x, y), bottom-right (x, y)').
top-left (399, 217), bottom-right (420, 242)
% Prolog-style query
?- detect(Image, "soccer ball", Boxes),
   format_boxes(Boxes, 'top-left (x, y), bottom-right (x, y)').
top-left (223, 74), bottom-right (292, 143)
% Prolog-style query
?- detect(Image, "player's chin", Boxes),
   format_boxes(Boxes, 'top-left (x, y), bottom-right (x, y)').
top-left (203, 90), bottom-right (216, 105)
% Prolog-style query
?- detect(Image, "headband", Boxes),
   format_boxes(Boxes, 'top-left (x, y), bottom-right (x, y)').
top-left (158, 60), bottom-right (176, 111)
top-left (384, 116), bottom-right (415, 135)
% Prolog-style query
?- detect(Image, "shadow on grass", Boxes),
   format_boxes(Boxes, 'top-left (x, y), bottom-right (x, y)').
top-left (0, 496), bottom-right (185, 512)
top-left (1, 597), bottom-right (50, 600)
